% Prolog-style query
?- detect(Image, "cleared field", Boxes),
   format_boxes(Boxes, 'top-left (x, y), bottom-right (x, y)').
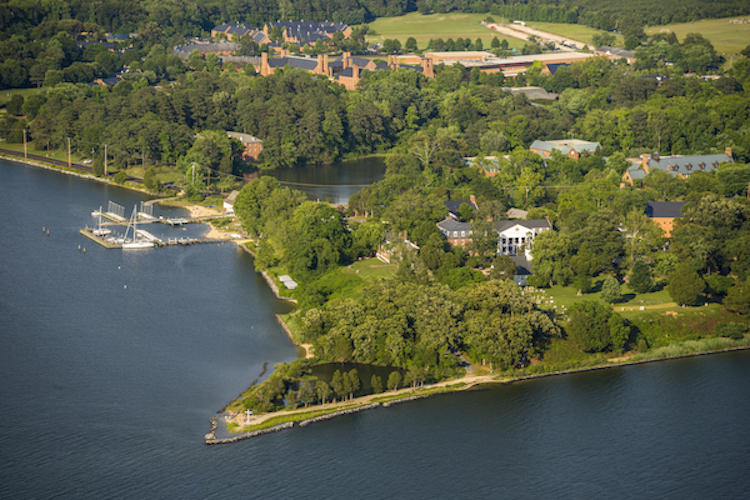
top-left (0, 87), bottom-right (43, 108)
top-left (524, 21), bottom-right (624, 48)
top-left (366, 13), bottom-right (628, 51)
top-left (366, 12), bottom-right (525, 50)
top-left (645, 16), bottom-right (750, 56)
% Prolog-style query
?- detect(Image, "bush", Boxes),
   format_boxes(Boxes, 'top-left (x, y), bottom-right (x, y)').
top-left (718, 322), bottom-right (747, 340)
top-left (724, 282), bottom-right (750, 315)
top-left (113, 171), bottom-right (127, 184)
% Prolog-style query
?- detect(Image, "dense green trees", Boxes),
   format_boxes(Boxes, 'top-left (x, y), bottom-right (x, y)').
top-left (567, 301), bottom-right (629, 352)
top-left (668, 262), bottom-right (705, 306)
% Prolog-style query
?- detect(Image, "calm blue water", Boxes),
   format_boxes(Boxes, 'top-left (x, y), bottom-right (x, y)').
top-left (1, 159), bottom-right (749, 499)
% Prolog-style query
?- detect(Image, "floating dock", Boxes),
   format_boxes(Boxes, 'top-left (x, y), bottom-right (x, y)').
top-left (80, 228), bottom-right (225, 249)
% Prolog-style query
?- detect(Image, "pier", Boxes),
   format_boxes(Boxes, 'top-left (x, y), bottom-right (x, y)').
top-left (81, 200), bottom-right (234, 250)
top-left (80, 228), bottom-right (226, 249)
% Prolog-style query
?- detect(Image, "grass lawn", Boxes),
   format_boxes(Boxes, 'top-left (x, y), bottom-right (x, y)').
top-left (523, 21), bottom-right (625, 48)
top-left (365, 13), bottom-right (628, 51)
top-left (644, 16), bottom-right (750, 56)
top-left (0, 88), bottom-right (43, 108)
top-left (341, 257), bottom-right (398, 279)
top-left (531, 276), bottom-right (725, 320)
top-left (366, 12), bottom-right (525, 50)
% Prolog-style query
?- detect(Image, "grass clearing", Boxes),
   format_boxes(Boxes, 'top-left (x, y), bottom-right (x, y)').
top-left (366, 12), bottom-right (525, 50)
top-left (341, 257), bottom-right (398, 279)
top-left (522, 21), bottom-right (625, 47)
top-left (0, 88), bottom-right (44, 108)
top-left (644, 16), bottom-right (750, 56)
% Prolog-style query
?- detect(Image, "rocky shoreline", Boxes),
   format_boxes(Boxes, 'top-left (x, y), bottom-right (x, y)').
top-left (205, 343), bottom-right (750, 443)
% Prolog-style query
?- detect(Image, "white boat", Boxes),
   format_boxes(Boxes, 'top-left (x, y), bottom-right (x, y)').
top-left (122, 205), bottom-right (154, 249)
top-left (92, 206), bottom-right (112, 237)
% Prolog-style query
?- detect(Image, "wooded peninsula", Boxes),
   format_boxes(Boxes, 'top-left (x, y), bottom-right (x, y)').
top-left (3, 0), bottom-right (750, 431)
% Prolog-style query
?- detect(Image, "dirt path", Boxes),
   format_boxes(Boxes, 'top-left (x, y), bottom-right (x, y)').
top-left (225, 371), bottom-right (498, 429)
top-left (486, 23), bottom-right (588, 50)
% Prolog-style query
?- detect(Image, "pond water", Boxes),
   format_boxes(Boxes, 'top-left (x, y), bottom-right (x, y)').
top-left (265, 156), bottom-right (386, 204)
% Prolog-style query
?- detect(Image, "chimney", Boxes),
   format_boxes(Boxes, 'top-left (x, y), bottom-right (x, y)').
top-left (469, 194), bottom-right (476, 207)
top-left (323, 54), bottom-right (330, 76)
top-left (352, 63), bottom-right (360, 88)
top-left (317, 54), bottom-right (323, 74)
top-left (641, 153), bottom-right (650, 170)
top-left (261, 52), bottom-right (269, 76)
top-left (726, 147), bottom-right (733, 158)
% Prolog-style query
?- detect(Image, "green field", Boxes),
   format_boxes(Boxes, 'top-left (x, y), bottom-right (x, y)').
top-left (645, 16), bottom-right (750, 56)
top-left (524, 21), bottom-right (625, 48)
top-left (0, 87), bottom-right (43, 108)
top-left (365, 13), bottom-right (628, 51)
top-left (366, 12), bottom-right (525, 50)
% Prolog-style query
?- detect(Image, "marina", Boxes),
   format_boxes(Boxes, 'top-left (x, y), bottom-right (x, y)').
top-left (81, 200), bottom-right (234, 249)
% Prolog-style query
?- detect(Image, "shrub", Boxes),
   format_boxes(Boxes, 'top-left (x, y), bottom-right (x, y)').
top-left (719, 322), bottom-right (747, 340)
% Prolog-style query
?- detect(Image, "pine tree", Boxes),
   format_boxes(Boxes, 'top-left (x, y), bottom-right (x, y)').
top-left (600, 276), bottom-right (621, 303)
top-left (668, 262), bottom-right (704, 306)
top-left (629, 260), bottom-right (654, 294)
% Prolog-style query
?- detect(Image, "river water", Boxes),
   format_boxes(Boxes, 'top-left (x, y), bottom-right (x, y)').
top-left (1, 159), bottom-right (749, 499)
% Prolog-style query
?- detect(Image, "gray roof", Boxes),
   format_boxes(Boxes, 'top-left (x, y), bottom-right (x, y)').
top-left (645, 201), bottom-right (686, 218)
top-left (437, 218), bottom-right (550, 234)
top-left (268, 56), bottom-right (318, 71)
top-left (494, 219), bottom-right (550, 232)
top-left (530, 139), bottom-right (601, 155)
top-left (227, 131), bottom-right (262, 144)
top-left (172, 43), bottom-right (240, 58)
top-left (511, 255), bottom-right (532, 275)
top-left (625, 165), bottom-right (647, 180)
top-left (597, 46), bottom-right (635, 59)
top-left (503, 86), bottom-right (558, 100)
top-left (645, 153), bottom-right (732, 177)
top-left (437, 219), bottom-right (472, 233)
top-left (267, 20), bottom-right (348, 44)
top-left (444, 200), bottom-right (477, 217)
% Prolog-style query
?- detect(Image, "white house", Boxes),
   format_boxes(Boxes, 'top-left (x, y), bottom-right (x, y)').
top-left (493, 219), bottom-right (551, 260)
top-left (436, 217), bottom-right (552, 259)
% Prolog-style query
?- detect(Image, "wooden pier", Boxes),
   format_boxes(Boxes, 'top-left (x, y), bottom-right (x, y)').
top-left (80, 227), bottom-right (226, 249)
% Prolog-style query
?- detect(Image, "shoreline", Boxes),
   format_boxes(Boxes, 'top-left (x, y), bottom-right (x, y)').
top-left (210, 343), bottom-right (750, 443)
top-left (1, 154), bottom-right (239, 241)
top-left (7, 154), bottom-right (746, 444)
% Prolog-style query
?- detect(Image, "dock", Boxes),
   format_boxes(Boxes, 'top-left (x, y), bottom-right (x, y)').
top-left (80, 227), bottom-right (226, 249)
top-left (82, 201), bottom-right (235, 250)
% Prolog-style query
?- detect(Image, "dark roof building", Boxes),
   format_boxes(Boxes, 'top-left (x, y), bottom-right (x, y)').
top-left (444, 196), bottom-right (477, 219)
top-left (645, 201), bottom-right (687, 237)
top-left (622, 150), bottom-right (733, 185)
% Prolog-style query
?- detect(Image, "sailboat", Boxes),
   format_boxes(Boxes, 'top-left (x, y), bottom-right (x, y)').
top-left (92, 206), bottom-right (112, 237)
top-left (122, 205), bottom-right (154, 249)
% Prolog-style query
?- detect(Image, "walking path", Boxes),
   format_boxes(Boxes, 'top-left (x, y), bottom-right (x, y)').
top-left (225, 372), bottom-right (496, 429)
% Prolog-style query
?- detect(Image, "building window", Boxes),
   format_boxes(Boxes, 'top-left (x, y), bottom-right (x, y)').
top-left (461, 231), bottom-right (465, 237)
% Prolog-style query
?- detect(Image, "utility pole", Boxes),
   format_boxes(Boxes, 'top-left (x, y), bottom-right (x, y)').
top-left (67, 137), bottom-right (71, 167)
top-left (104, 144), bottom-right (108, 176)
top-left (23, 129), bottom-right (27, 159)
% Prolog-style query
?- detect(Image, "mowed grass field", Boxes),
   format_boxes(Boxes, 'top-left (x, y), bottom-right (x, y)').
top-left (365, 13), bottom-right (626, 50)
top-left (524, 21), bottom-right (624, 47)
top-left (366, 12), bottom-right (525, 50)
top-left (645, 16), bottom-right (750, 56)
